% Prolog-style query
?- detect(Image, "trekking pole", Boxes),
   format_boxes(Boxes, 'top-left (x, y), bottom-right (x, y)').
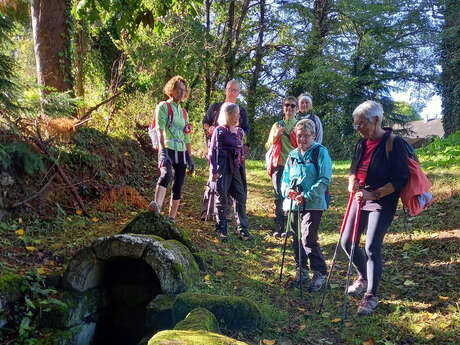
top-left (205, 181), bottom-right (215, 221)
top-left (279, 199), bottom-right (294, 284)
top-left (297, 201), bottom-right (303, 297)
top-left (279, 178), bottom-right (298, 284)
top-left (318, 193), bottom-right (354, 314)
top-left (340, 197), bottom-right (362, 331)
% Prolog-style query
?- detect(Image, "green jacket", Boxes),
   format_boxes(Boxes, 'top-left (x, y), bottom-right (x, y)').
top-left (265, 116), bottom-right (297, 167)
top-left (156, 101), bottom-right (191, 151)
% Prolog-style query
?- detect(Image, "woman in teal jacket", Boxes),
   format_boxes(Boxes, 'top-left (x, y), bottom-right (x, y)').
top-left (281, 119), bottom-right (332, 291)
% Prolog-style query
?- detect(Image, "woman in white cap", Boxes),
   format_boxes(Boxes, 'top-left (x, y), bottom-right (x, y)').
top-left (296, 92), bottom-right (323, 144)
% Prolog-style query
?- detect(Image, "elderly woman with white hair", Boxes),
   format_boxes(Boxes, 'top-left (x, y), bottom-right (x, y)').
top-left (342, 100), bottom-right (409, 315)
top-left (296, 92), bottom-right (323, 144)
top-left (208, 102), bottom-right (251, 242)
top-left (281, 118), bottom-right (332, 291)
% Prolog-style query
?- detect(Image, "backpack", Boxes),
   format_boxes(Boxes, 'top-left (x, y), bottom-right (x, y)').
top-left (385, 134), bottom-right (432, 216)
top-left (288, 145), bottom-right (331, 209)
top-left (312, 146), bottom-right (331, 209)
top-left (148, 101), bottom-right (189, 150)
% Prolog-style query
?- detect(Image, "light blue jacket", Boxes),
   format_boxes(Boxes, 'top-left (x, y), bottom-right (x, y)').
top-left (281, 142), bottom-right (332, 211)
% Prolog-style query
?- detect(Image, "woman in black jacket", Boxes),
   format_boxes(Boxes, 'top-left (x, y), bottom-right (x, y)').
top-left (342, 100), bottom-right (409, 316)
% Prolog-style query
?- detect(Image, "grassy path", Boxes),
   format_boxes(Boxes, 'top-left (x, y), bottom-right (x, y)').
top-left (177, 157), bottom-right (459, 345)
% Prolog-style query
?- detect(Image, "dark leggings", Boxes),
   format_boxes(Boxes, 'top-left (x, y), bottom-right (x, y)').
top-left (340, 198), bottom-right (397, 296)
top-left (157, 148), bottom-right (187, 200)
top-left (271, 166), bottom-right (285, 229)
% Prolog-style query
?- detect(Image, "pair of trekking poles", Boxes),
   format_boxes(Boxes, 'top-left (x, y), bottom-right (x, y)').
top-left (279, 192), bottom-right (362, 330)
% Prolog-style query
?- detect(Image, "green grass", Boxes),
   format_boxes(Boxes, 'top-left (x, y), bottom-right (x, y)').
top-left (1, 134), bottom-right (458, 344)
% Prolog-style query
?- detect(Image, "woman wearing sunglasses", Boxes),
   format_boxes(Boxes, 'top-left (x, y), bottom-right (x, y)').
top-left (265, 96), bottom-right (298, 237)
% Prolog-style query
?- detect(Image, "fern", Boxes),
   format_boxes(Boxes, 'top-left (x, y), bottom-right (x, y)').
top-left (0, 142), bottom-right (45, 176)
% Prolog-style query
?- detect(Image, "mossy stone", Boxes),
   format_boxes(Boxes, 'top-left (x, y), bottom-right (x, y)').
top-left (173, 293), bottom-right (263, 331)
top-left (0, 269), bottom-right (22, 302)
top-left (39, 290), bottom-right (101, 329)
top-left (120, 211), bottom-right (196, 253)
top-left (174, 307), bottom-right (220, 333)
top-left (147, 330), bottom-right (249, 345)
top-left (144, 294), bottom-right (176, 335)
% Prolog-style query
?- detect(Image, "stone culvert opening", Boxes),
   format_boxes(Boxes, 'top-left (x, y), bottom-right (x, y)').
top-left (62, 234), bottom-right (199, 345)
top-left (92, 256), bottom-right (162, 345)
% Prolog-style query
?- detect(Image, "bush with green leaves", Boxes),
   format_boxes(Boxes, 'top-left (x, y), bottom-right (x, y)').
top-left (0, 142), bottom-right (44, 176)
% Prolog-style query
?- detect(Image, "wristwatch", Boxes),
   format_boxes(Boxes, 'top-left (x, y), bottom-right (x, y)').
top-left (374, 190), bottom-right (381, 200)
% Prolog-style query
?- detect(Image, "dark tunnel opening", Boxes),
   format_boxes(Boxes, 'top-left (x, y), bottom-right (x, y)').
top-left (92, 257), bottom-right (162, 345)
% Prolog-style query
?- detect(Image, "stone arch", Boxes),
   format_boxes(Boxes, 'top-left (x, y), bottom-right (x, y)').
top-left (63, 234), bottom-right (199, 294)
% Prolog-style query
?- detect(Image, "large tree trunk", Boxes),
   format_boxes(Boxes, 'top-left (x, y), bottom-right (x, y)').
top-left (441, 0), bottom-right (460, 136)
top-left (224, 0), bottom-right (235, 82)
top-left (31, 0), bottom-right (73, 97)
top-left (204, 0), bottom-right (212, 110)
top-left (247, 0), bottom-right (265, 143)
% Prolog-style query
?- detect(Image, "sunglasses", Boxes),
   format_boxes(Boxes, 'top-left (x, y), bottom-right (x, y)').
top-left (352, 121), bottom-right (369, 130)
top-left (284, 103), bottom-right (296, 109)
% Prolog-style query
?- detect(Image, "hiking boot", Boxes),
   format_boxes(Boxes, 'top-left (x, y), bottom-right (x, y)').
top-left (357, 293), bottom-right (378, 316)
top-left (287, 268), bottom-right (310, 288)
top-left (239, 229), bottom-right (252, 241)
top-left (307, 272), bottom-right (326, 292)
top-left (148, 201), bottom-right (161, 214)
top-left (347, 277), bottom-right (367, 295)
top-left (216, 221), bottom-right (228, 243)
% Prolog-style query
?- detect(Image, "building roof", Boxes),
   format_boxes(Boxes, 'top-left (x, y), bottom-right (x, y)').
top-left (394, 118), bottom-right (444, 139)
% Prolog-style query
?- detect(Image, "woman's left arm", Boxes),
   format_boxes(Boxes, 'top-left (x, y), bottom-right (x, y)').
top-left (303, 147), bottom-right (332, 201)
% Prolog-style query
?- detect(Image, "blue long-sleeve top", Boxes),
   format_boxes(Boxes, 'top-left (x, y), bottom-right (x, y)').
top-left (281, 142), bottom-right (332, 211)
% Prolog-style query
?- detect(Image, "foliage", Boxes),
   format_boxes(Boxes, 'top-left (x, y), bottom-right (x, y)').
top-left (417, 130), bottom-right (460, 169)
top-left (0, 14), bottom-right (19, 113)
top-left (0, 141), bottom-right (45, 176)
top-left (11, 270), bottom-right (67, 343)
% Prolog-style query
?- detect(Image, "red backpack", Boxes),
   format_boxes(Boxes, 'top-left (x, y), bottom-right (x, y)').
top-left (148, 102), bottom-right (189, 150)
top-left (386, 134), bottom-right (432, 216)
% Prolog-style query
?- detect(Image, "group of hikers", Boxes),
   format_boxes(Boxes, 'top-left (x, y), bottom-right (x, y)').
top-left (147, 75), bottom-right (411, 317)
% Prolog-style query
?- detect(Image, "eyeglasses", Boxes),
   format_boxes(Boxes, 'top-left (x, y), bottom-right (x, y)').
top-left (353, 121), bottom-right (369, 130)
top-left (284, 103), bottom-right (296, 109)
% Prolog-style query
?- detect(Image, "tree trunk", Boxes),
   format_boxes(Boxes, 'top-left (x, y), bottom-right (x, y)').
top-left (247, 0), bottom-right (265, 143)
top-left (441, 0), bottom-right (460, 136)
top-left (74, 25), bottom-right (85, 118)
top-left (224, 0), bottom-right (235, 82)
top-left (31, 0), bottom-right (73, 97)
top-left (204, 0), bottom-right (212, 111)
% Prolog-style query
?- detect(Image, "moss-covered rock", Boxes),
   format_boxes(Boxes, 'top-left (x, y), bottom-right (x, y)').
top-left (144, 294), bottom-right (176, 335)
top-left (41, 322), bottom-right (96, 345)
top-left (39, 289), bottom-right (104, 329)
top-left (0, 269), bottom-right (23, 327)
top-left (120, 211), bottom-right (196, 253)
top-left (147, 330), bottom-right (249, 345)
top-left (174, 307), bottom-right (220, 333)
top-left (173, 293), bottom-right (263, 331)
top-left (63, 234), bottom-right (199, 294)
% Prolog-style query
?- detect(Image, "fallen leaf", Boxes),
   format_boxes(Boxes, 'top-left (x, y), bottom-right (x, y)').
top-left (16, 228), bottom-right (24, 236)
top-left (215, 271), bottom-right (224, 277)
top-left (263, 340), bottom-right (275, 345)
top-left (76, 209), bottom-right (83, 215)
top-left (438, 295), bottom-right (449, 301)
top-left (26, 246), bottom-right (35, 252)
top-left (425, 334), bottom-right (434, 340)
top-left (92, 217), bottom-right (99, 223)
top-left (413, 324), bottom-right (424, 334)
top-left (345, 322), bottom-right (353, 327)
top-left (203, 274), bottom-right (210, 282)
top-left (49, 261), bottom-right (55, 266)
top-left (331, 318), bottom-right (341, 323)
top-left (67, 217), bottom-right (72, 221)
top-left (299, 324), bottom-right (306, 331)
top-left (363, 338), bottom-right (374, 345)
top-left (297, 307), bottom-right (305, 312)
top-left (403, 279), bottom-right (416, 286)
top-left (38, 267), bottom-right (46, 275)
top-left (18, 218), bottom-right (23, 224)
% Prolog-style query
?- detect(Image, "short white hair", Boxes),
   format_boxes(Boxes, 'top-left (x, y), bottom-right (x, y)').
top-left (352, 100), bottom-right (383, 124)
top-left (295, 119), bottom-right (316, 136)
top-left (217, 102), bottom-right (240, 126)
top-left (298, 92), bottom-right (313, 107)
top-left (226, 79), bottom-right (239, 90)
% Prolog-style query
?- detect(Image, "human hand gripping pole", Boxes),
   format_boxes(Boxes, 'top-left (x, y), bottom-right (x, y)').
top-left (279, 178), bottom-right (297, 284)
top-left (318, 193), bottom-right (354, 314)
top-left (187, 154), bottom-right (195, 174)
